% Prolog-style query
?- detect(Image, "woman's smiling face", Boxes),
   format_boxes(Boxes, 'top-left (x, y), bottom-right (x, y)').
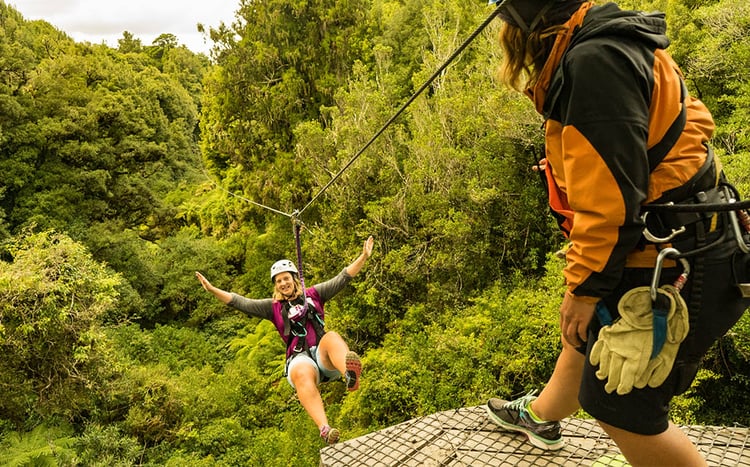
top-left (274, 272), bottom-right (296, 298)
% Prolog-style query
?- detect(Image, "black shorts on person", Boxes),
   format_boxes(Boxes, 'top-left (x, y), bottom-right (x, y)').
top-left (578, 231), bottom-right (750, 435)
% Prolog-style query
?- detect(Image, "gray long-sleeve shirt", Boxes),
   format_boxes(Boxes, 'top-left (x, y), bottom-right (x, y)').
top-left (228, 268), bottom-right (353, 320)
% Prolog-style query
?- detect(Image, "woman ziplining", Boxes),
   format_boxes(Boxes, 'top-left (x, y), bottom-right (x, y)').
top-left (195, 235), bottom-right (374, 445)
top-left (190, 8), bottom-right (507, 446)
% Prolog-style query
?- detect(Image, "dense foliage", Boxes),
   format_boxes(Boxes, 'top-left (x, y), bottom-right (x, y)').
top-left (1, 0), bottom-right (750, 464)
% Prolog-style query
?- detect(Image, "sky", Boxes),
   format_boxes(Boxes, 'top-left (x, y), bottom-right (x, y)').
top-left (8, 0), bottom-right (241, 55)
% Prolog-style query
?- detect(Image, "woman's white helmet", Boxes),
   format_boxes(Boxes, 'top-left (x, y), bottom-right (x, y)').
top-left (270, 259), bottom-right (298, 282)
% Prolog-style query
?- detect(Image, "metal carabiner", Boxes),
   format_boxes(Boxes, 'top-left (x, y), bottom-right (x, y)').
top-left (641, 211), bottom-right (687, 243)
top-left (650, 247), bottom-right (691, 302)
top-left (721, 186), bottom-right (750, 254)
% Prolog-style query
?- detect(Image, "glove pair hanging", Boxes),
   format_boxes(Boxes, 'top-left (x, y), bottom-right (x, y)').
top-left (589, 284), bottom-right (689, 395)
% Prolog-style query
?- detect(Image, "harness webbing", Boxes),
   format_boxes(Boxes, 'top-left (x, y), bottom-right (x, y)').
top-left (292, 214), bottom-right (309, 316)
top-left (282, 214), bottom-right (326, 370)
top-left (642, 199), bottom-right (750, 213)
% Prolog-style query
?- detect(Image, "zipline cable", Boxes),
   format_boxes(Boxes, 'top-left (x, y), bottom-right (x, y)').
top-left (201, 3), bottom-right (508, 277)
top-left (202, 170), bottom-right (294, 218)
top-left (297, 4), bottom-right (505, 216)
top-left (206, 4), bottom-right (506, 220)
top-left (203, 0), bottom-right (750, 279)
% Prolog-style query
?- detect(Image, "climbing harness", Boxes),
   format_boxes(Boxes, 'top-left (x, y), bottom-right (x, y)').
top-left (636, 177), bottom-right (750, 358)
top-left (641, 182), bottom-right (750, 259)
top-left (280, 212), bottom-right (327, 377)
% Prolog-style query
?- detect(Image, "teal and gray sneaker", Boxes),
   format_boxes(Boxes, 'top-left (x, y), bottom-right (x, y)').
top-left (485, 392), bottom-right (564, 450)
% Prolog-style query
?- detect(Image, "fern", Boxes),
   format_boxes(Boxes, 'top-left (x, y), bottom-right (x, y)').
top-left (0, 424), bottom-right (75, 467)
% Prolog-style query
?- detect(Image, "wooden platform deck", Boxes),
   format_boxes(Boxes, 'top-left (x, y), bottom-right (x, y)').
top-left (319, 405), bottom-right (750, 466)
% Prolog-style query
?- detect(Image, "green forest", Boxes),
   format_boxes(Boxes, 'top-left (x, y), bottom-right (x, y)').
top-left (1, 0), bottom-right (750, 464)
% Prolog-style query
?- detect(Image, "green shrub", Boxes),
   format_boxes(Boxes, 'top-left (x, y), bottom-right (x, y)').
top-left (0, 230), bottom-right (121, 425)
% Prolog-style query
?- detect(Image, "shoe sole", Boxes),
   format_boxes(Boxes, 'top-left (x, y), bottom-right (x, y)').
top-left (345, 351), bottom-right (361, 391)
top-left (326, 427), bottom-right (340, 445)
top-left (484, 403), bottom-right (565, 451)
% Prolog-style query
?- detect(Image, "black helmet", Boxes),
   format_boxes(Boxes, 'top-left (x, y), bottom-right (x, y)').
top-left (489, 0), bottom-right (585, 34)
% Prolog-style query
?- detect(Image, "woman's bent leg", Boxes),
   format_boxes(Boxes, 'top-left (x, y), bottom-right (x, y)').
top-left (600, 420), bottom-right (707, 467)
top-left (317, 331), bottom-right (361, 391)
top-left (531, 339), bottom-right (586, 421)
top-left (317, 331), bottom-right (349, 373)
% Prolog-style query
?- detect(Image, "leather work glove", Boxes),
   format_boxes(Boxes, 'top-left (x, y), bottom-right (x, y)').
top-left (635, 284), bottom-right (689, 389)
top-left (589, 286), bottom-right (658, 395)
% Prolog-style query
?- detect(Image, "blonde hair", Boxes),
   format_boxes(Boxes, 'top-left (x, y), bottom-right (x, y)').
top-left (272, 275), bottom-right (302, 301)
top-left (497, 22), bottom-right (567, 92)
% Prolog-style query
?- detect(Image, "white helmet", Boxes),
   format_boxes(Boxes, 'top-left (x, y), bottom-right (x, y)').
top-left (270, 259), bottom-right (298, 281)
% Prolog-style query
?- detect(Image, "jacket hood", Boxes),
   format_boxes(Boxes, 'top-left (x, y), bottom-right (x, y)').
top-left (571, 3), bottom-right (670, 51)
top-left (536, 2), bottom-right (670, 117)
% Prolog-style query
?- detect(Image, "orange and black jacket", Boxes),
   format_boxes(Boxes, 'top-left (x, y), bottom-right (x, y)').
top-left (529, 3), bottom-right (715, 301)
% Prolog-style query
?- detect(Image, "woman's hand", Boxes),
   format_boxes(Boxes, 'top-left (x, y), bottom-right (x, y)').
top-left (532, 158), bottom-right (547, 172)
top-left (346, 236), bottom-right (375, 277)
top-left (362, 235), bottom-right (374, 259)
top-left (195, 271), bottom-right (213, 292)
top-left (195, 271), bottom-right (233, 304)
top-left (559, 291), bottom-right (596, 348)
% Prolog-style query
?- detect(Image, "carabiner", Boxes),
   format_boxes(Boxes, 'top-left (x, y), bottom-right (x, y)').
top-left (650, 247), bottom-right (690, 302)
top-left (641, 211), bottom-right (687, 243)
top-left (722, 186), bottom-right (750, 254)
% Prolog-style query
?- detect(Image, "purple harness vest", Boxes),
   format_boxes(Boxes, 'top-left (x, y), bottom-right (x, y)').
top-left (271, 287), bottom-right (325, 359)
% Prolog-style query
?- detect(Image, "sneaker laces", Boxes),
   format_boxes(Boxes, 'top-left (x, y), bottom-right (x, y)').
top-left (505, 390), bottom-right (538, 412)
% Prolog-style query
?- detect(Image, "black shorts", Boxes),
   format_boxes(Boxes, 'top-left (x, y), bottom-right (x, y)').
top-left (579, 235), bottom-right (750, 435)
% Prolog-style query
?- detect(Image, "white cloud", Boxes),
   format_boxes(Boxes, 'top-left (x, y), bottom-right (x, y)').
top-left (9, 0), bottom-right (239, 55)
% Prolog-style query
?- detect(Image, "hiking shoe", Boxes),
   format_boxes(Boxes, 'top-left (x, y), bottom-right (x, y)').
top-left (485, 392), bottom-right (564, 450)
top-left (320, 425), bottom-right (340, 445)
top-left (345, 351), bottom-right (361, 391)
